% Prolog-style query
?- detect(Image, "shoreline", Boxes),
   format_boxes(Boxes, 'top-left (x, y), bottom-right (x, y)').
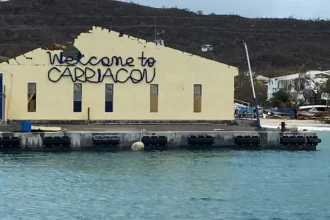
top-left (261, 119), bottom-right (330, 131)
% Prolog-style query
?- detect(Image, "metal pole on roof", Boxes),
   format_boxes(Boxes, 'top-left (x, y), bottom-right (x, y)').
top-left (243, 41), bottom-right (262, 130)
top-left (154, 16), bottom-right (157, 42)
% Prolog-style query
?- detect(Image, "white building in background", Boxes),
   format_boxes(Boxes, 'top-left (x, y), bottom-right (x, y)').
top-left (266, 70), bottom-right (330, 103)
top-left (255, 75), bottom-right (269, 82)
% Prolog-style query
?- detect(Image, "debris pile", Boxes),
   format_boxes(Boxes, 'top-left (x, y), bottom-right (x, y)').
top-left (265, 110), bottom-right (330, 123)
top-left (42, 43), bottom-right (66, 51)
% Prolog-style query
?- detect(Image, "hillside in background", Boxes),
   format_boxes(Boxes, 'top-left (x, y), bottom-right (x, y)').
top-left (1, 0), bottom-right (330, 103)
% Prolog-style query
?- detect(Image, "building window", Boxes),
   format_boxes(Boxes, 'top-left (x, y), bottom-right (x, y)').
top-left (73, 83), bottom-right (82, 112)
top-left (150, 84), bottom-right (158, 112)
top-left (27, 83), bottom-right (36, 112)
top-left (194, 84), bottom-right (202, 113)
top-left (105, 84), bottom-right (113, 112)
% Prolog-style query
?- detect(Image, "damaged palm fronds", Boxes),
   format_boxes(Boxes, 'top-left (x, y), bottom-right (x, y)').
top-left (42, 43), bottom-right (67, 51)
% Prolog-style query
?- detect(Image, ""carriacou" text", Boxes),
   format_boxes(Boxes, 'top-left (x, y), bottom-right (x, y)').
top-left (47, 51), bottom-right (157, 84)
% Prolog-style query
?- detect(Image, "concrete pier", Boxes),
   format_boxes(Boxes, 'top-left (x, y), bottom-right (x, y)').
top-left (0, 130), bottom-right (322, 151)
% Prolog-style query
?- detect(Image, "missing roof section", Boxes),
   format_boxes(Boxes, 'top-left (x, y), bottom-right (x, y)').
top-left (42, 43), bottom-right (67, 51)
top-left (62, 42), bottom-right (83, 61)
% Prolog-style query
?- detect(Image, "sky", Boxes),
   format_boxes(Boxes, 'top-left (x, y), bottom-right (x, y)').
top-left (122, 0), bottom-right (330, 19)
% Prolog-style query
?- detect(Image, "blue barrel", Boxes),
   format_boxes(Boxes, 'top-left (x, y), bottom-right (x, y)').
top-left (22, 121), bottom-right (32, 132)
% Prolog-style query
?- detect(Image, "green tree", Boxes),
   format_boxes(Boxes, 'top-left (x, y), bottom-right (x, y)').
top-left (197, 10), bottom-right (204, 15)
top-left (234, 72), bottom-right (267, 105)
top-left (322, 78), bottom-right (330, 94)
top-left (269, 89), bottom-right (291, 108)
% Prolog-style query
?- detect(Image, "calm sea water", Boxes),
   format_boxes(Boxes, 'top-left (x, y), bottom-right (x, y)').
top-left (0, 133), bottom-right (330, 220)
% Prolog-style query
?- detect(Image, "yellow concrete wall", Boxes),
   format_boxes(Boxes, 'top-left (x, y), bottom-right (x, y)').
top-left (0, 26), bottom-right (238, 121)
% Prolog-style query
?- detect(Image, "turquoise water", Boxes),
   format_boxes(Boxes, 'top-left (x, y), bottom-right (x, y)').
top-left (0, 133), bottom-right (330, 220)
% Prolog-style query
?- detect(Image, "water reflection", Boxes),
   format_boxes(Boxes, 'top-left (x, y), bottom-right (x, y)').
top-left (0, 132), bottom-right (329, 219)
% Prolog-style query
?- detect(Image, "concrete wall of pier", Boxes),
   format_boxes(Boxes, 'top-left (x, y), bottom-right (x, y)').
top-left (0, 131), bottom-right (319, 151)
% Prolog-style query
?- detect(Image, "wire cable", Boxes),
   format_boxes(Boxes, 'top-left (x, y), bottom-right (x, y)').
top-left (0, 25), bottom-right (329, 34)
top-left (0, 14), bottom-right (327, 22)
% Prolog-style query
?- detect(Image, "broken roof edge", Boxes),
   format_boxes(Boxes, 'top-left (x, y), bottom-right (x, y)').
top-left (0, 48), bottom-right (45, 66)
top-left (1, 26), bottom-right (238, 71)
top-left (90, 26), bottom-right (238, 70)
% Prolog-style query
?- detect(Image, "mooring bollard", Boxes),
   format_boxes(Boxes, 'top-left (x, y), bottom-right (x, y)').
top-left (281, 122), bottom-right (286, 132)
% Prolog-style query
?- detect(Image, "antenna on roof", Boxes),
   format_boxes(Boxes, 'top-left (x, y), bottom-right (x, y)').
top-left (154, 17), bottom-right (165, 46)
top-left (154, 17), bottom-right (157, 42)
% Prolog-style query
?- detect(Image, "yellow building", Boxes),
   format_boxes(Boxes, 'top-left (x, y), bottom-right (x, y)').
top-left (0, 27), bottom-right (238, 122)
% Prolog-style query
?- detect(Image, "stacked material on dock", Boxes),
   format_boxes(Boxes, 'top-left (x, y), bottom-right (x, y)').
top-left (31, 126), bottom-right (62, 132)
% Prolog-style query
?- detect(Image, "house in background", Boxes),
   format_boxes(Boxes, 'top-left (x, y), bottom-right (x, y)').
top-left (267, 70), bottom-right (330, 105)
top-left (255, 75), bottom-right (269, 83)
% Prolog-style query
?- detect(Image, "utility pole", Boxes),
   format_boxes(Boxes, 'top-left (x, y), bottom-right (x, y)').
top-left (243, 41), bottom-right (262, 130)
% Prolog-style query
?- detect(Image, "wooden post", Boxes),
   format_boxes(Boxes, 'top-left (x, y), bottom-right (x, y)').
top-left (281, 122), bottom-right (286, 132)
top-left (87, 107), bottom-right (90, 124)
top-left (2, 85), bottom-right (5, 123)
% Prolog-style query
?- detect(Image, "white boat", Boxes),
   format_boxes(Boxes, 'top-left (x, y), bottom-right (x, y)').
top-left (299, 105), bottom-right (328, 113)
